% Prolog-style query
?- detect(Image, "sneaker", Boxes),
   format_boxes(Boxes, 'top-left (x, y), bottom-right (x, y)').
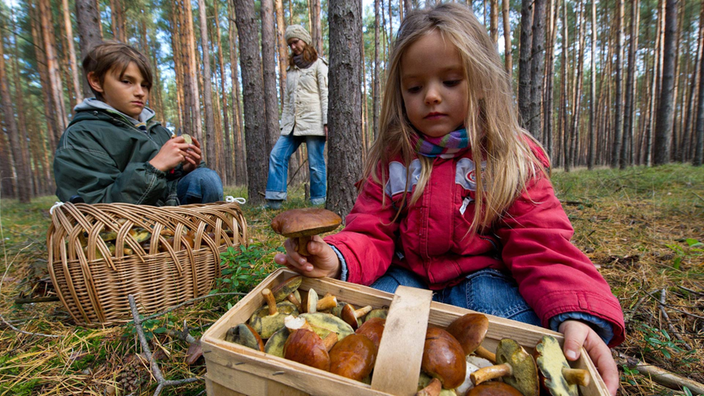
top-left (265, 200), bottom-right (282, 210)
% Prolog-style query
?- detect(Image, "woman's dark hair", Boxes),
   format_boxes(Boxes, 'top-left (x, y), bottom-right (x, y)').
top-left (288, 42), bottom-right (318, 68)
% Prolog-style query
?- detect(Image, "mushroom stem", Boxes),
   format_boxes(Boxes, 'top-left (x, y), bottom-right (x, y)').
top-left (355, 305), bottom-right (373, 318)
top-left (322, 332), bottom-right (339, 351)
top-left (475, 345), bottom-right (497, 363)
top-left (470, 363), bottom-right (513, 386)
top-left (317, 294), bottom-right (338, 311)
top-left (286, 293), bottom-right (302, 311)
top-left (563, 368), bottom-right (591, 387)
top-left (296, 236), bottom-right (313, 256)
top-left (262, 288), bottom-right (277, 316)
top-left (416, 378), bottom-right (442, 396)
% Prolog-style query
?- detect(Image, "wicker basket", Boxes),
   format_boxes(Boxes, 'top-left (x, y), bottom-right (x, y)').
top-left (47, 201), bottom-right (248, 326)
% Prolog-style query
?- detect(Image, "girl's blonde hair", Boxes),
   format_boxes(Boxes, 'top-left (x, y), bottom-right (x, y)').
top-left (364, 2), bottom-right (548, 231)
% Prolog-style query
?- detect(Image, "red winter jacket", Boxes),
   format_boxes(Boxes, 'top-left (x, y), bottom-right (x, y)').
top-left (324, 148), bottom-right (625, 347)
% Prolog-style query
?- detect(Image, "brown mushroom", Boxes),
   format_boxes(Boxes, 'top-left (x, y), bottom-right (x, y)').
top-left (340, 303), bottom-right (373, 330)
top-left (271, 208), bottom-right (342, 255)
top-left (416, 377), bottom-right (443, 396)
top-left (534, 336), bottom-right (591, 396)
top-left (329, 333), bottom-right (378, 381)
top-left (421, 326), bottom-right (467, 390)
top-left (283, 328), bottom-right (331, 371)
top-left (356, 317), bottom-right (386, 349)
top-left (470, 338), bottom-right (539, 396)
top-left (271, 275), bottom-right (303, 302)
top-left (225, 323), bottom-right (265, 352)
top-left (466, 382), bottom-right (523, 396)
top-left (446, 313), bottom-right (496, 363)
top-left (248, 288), bottom-right (299, 339)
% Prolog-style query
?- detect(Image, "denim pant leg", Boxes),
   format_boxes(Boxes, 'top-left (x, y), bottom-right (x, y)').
top-left (441, 268), bottom-right (542, 326)
top-left (265, 135), bottom-right (303, 201)
top-left (306, 136), bottom-right (327, 204)
top-left (369, 266), bottom-right (428, 294)
top-left (177, 168), bottom-right (224, 204)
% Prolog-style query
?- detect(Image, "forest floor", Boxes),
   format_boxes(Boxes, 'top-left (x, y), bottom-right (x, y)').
top-left (0, 164), bottom-right (702, 396)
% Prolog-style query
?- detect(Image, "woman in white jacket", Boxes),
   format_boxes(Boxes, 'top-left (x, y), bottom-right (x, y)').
top-left (265, 25), bottom-right (328, 209)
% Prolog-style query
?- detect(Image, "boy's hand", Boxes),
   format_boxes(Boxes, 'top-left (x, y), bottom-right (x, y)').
top-left (274, 235), bottom-right (341, 279)
top-left (558, 320), bottom-right (619, 396)
top-left (149, 137), bottom-right (191, 172)
top-left (181, 136), bottom-right (202, 173)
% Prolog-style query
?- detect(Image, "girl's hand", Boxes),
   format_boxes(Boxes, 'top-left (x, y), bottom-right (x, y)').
top-left (182, 136), bottom-right (202, 173)
top-left (274, 235), bottom-right (341, 278)
top-left (150, 138), bottom-right (190, 171)
top-left (558, 320), bottom-right (619, 396)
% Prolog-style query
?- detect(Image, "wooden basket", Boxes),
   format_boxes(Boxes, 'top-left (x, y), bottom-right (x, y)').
top-left (47, 201), bottom-right (248, 326)
top-left (201, 268), bottom-right (609, 396)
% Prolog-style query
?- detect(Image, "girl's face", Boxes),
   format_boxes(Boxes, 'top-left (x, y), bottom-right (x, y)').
top-left (400, 31), bottom-right (468, 138)
top-left (288, 38), bottom-right (306, 55)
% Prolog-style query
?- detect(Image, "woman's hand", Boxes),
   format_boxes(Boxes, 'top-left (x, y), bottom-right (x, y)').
top-left (150, 137), bottom-right (191, 172)
top-left (181, 136), bottom-right (202, 173)
top-left (558, 320), bottom-right (619, 396)
top-left (274, 235), bottom-right (341, 279)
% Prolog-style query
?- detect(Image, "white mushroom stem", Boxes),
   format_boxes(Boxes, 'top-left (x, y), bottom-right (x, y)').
top-left (470, 362), bottom-right (513, 386)
top-left (475, 345), bottom-right (497, 363)
top-left (262, 288), bottom-right (277, 316)
top-left (563, 368), bottom-right (591, 387)
top-left (286, 293), bottom-right (302, 311)
top-left (316, 294), bottom-right (338, 311)
top-left (354, 305), bottom-right (373, 318)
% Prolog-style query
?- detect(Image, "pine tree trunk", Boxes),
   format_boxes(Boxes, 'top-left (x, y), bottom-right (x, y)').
top-left (518, 0), bottom-right (533, 128)
top-left (198, 0), bottom-right (217, 170)
top-left (61, 0), bottom-right (82, 107)
top-left (588, 0), bottom-right (597, 169)
top-left (328, 0), bottom-right (364, 216)
top-left (228, 0), bottom-right (247, 186)
top-left (184, 0), bottom-right (203, 143)
top-left (311, 0), bottom-right (323, 55)
top-left (261, 0), bottom-right (281, 154)
top-left (490, 0), bottom-right (498, 44)
top-left (529, 0), bottom-right (546, 141)
top-left (0, 27), bottom-right (31, 203)
top-left (610, 0), bottom-right (624, 167)
top-left (654, 0), bottom-right (678, 165)
top-left (561, 0), bottom-right (569, 171)
top-left (29, 0), bottom-right (57, 153)
top-left (569, 1), bottom-right (585, 169)
top-left (10, 14), bottom-right (34, 196)
top-left (543, 0), bottom-right (559, 159)
top-left (75, 0), bottom-right (102, 97)
top-left (373, 0), bottom-right (380, 140)
top-left (214, 0), bottom-right (232, 185)
top-left (693, 0), bottom-right (704, 165)
top-left (686, 0), bottom-right (704, 163)
top-left (502, 0), bottom-right (512, 76)
top-left (0, 127), bottom-right (14, 198)
top-left (234, 0), bottom-right (268, 205)
top-left (39, 0), bottom-right (68, 138)
top-left (275, 0), bottom-right (288, 109)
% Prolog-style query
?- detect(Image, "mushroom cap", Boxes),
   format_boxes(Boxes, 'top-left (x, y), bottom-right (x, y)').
top-left (271, 208), bottom-right (342, 238)
top-left (355, 317), bottom-right (386, 350)
top-left (329, 333), bottom-right (378, 381)
top-left (341, 304), bottom-right (361, 330)
top-left (248, 300), bottom-right (299, 339)
top-left (284, 328), bottom-right (331, 371)
top-left (467, 382), bottom-right (524, 396)
top-left (225, 323), bottom-right (265, 352)
top-left (534, 336), bottom-right (579, 396)
top-left (421, 326), bottom-right (467, 389)
top-left (496, 338), bottom-right (539, 396)
top-left (446, 313), bottom-right (489, 356)
top-left (271, 275), bottom-right (303, 302)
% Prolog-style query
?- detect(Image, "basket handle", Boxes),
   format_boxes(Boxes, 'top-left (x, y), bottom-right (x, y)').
top-left (371, 286), bottom-right (433, 396)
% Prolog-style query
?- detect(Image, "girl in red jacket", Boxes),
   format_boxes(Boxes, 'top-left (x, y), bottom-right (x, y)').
top-left (275, 3), bottom-right (624, 393)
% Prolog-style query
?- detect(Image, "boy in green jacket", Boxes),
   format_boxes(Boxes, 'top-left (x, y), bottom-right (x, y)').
top-left (54, 41), bottom-right (223, 205)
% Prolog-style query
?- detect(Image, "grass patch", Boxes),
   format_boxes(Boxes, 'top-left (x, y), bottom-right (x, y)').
top-left (0, 164), bottom-right (702, 395)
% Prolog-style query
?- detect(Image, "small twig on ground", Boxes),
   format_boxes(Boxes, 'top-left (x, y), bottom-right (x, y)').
top-left (132, 291), bottom-right (246, 324)
top-left (616, 351), bottom-right (704, 394)
top-left (624, 288), bottom-right (655, 324)
top-left (658, 289), bottom-right (692, 350)
top-left (647, 290), bottom-right (704, 320)
top-left (677, 285), bottom-right (704, 296)
top-left (14, 296), bottom-right (61, 304)
top-left (128, 294), bottom-right (200, 396)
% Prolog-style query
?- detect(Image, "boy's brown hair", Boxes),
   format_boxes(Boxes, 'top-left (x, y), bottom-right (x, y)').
top-left (82, 41), bottom-right (153, 99)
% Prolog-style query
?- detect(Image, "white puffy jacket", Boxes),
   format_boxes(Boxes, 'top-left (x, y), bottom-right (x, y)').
top-left (280, 58), bottom-right (328, 137)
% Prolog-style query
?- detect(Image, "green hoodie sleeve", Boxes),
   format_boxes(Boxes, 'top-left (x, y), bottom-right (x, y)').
top-left (54, 118), bottom-right (177, 205)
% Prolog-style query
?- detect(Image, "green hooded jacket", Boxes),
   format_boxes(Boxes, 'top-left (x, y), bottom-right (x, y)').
top-left (54, 105), bottom-right (187, 205)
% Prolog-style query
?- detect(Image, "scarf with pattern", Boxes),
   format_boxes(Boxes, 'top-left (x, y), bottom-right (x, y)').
top-left (410, 128), bottom-right (470, 158)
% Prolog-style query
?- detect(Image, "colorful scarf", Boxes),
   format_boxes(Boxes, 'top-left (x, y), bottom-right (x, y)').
top-left (410, 128), bottom-right (470, 158)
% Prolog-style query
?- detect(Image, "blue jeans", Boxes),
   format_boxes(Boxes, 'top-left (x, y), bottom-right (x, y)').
top-left (370, 266), bottom-right (542, 326)
top-left (265, 134), bottom-right (326, 205)
top-left (177, 168), bottom-right (223, 204)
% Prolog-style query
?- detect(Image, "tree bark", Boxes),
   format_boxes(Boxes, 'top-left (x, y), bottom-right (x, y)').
top-left (588, 0), bottom-right (597, 169)
top-left (182, 0), bottom-right (203, 143)
top-left (518, 0), bottom-right (533, 128)
top-left (490, 0), bottom-right (498, 45)
top-left (654, 0), bottom-right (678, 165)
top-left (198, 0), bottom-right (217, 170)
top-left (621, 0), bottom-right (639, 168)
top-left (275, 0), bottom-right (288, 110)
top-left (261, 0), bottom-right (281, 154)
top-left (328, 0), bottom-right (364, 217)
top-left (61, 0), bottom-right (82, 107)
top-left (39, 0), bottom-right (68, 138)
top-left (502, 0), bottom-right (512, 76)
top-left (234, 0), bottom-right (268, 204)
top-left (213, 0), bottom-right (231, 185)
top-left (0, 26), bottom-right (31, 203)
top-left (373, 0), bottom-right (380, 140)
top-left (529, 0), bottom-right (546, 142)
top-left (75, 0), bottom-right (102, 97)
top-left (311, 0), bottom-right (323, 55)
top-left (693, 0), bottom-right (704, 166)
top-left (228, 0), bottom-right (247, 186)
top-left (569, 1), bottom-right (585, 169)
top-left (29, 0), bottom-right (57, 154)
top-left (611, 0), bottom-right (624, 167)
top-left (561, 0), bottom-right (569, 171)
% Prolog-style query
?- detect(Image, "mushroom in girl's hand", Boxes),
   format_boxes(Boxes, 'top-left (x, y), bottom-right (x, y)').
top-left (534, 335), bottom-right (591, 396)
top-left (466, 382), bottom-right (524, 396)
top-left (283, 328), bottom-right (331, 371)
top-left (421, 326), bottom-right (467, 390)
top-left (446, 313), bottom-right (496, 363)
top-left (271, 208), bottom-right (342, 256)
top-left (329, 333), bottom-right (378, 381)
top-left (225, 323), bottom-right (265, 352)
top-left (248, 288), bottom-right (299, 338)
top-left (470, 338), bottom-right (539, 396)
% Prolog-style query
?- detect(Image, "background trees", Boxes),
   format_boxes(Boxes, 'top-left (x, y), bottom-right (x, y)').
top-left (1, 0), bottom-right (703, 213)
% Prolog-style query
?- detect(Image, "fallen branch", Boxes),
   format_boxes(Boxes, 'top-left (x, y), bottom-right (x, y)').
top-left (14, 296), bottom-right (61, 304)
top-left (128, 294), bottom-right (200, 396)
top-left (658, 288), bottom-right (692, 350)
top-left (647, 290), bottom-right (704, 320)
top-left (616, 352), bottom-right (704, 395)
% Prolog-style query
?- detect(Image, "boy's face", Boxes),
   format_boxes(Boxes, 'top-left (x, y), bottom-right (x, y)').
top-left (88, 62), bottom-right (149, 120)
top-left (400, 31), bottom-right (468, 139)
